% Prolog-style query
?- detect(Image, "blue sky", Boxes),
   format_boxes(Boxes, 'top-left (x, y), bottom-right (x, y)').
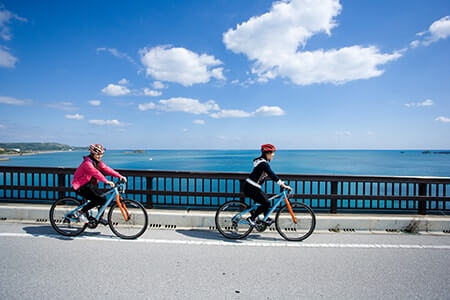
top-left (0, 0), bottom-right (449, 149)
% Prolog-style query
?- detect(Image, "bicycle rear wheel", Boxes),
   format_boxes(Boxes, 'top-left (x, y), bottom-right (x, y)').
top-left (49, 198), bottom-right (87, 236)
top-left (108, 198), bottom-right (148, 239)
top-left (215, 201), bottom-right (253, 239)
top-left (275, 202), bottom-right (316, 241)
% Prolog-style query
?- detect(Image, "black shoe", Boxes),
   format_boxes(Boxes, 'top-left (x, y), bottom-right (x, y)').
top-left (264, 217), bottom-right (274, 226)
top-left (246, 217), bottom-right (256, 227)
top-left (99, 218), bottom-right (108, 226)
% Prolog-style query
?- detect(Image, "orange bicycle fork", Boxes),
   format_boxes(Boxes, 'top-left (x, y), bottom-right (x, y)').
top-left (284, 197), bottom-right (297, 224)
top-left (116, 194), bottom-right (130, 221)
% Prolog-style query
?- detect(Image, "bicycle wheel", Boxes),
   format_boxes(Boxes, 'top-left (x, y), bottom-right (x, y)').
top-left (215, 200), bottom-right (253, 239)
top-left (49, 198), bottom-right (87, 236)
top-left (108, 198), bottom-right (148, 239)
top-left (275, 201), bottom-right (316, 241)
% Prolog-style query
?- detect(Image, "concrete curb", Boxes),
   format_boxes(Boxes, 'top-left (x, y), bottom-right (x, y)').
top-left (1, 203), bottom-right (450, 234)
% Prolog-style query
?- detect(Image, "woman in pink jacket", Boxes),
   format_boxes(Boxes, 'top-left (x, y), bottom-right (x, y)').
top-left (71, 144), bottom-right (127, 224)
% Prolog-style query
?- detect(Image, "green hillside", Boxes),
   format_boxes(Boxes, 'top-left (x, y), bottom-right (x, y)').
top-left (0, 143), bottom-right (84, 154)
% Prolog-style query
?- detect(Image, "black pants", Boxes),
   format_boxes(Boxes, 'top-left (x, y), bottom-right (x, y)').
top-left (243, 182), bottom-right (270, 218)
top-left (76, 182), bottom-right (107, 213)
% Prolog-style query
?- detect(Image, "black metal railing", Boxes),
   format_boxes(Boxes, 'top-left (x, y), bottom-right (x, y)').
top-left (0, 166), bottom-right (449, 214)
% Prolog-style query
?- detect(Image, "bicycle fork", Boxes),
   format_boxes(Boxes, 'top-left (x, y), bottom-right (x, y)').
top-left (116, 194), bottom-right (131, 221)
top-left (284, 197), bottom-right (297, 224)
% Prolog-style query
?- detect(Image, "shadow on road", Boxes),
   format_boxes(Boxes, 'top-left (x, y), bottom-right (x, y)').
top-left (22, 225), bottom-right (115, 240)
top-left (175, 229), bottom-right (282, 243)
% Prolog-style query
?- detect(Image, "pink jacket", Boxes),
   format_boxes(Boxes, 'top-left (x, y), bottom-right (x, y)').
top-left (72, 156), bottom-right (122, 190)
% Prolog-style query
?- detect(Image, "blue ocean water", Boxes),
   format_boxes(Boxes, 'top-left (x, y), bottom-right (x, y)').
top-left (1, 150), bottom-right (449, 177)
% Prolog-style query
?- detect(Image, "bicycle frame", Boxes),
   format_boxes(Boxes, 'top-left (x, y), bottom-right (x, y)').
top-left (232, 189), bottom-right (297, 224)
top-left (65, 182), bottom-right (130, 222)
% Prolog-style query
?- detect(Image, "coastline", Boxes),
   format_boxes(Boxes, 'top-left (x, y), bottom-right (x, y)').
top-left (0, 150), bottom-right (74, 158)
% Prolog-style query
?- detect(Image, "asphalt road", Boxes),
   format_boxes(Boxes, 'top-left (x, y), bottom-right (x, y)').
top-left (1, 222), bottom-right (450, 300)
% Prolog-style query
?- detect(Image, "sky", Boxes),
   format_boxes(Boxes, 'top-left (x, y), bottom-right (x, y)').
top-left (0, 0), bottom-right (449, 150)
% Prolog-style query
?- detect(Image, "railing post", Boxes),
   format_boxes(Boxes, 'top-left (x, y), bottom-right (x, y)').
top-left (239, 179), bottom-right (245, 204)
top-left (418, 183), bottom-right (427, 215)
top-left (57, 173), bottom-right (66, 199)
top-left (330, 181), bottom-right (338, 214)
top-left (146, 176), bottom-right (153, 208)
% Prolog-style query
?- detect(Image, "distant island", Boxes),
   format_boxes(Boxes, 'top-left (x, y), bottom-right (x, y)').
top-left (422, 150), bottom-right (450, 155)
top-left (123, 149), bottom-right (146, 154)
top-left (0, 143), bottom-right (84, 155)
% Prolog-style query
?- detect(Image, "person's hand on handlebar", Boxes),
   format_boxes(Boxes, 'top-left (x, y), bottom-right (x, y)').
top-left (281, 182), bottom-right (292, 191)
top-left (119, 176), bottom-right (127, 183)
top-left (106, 180), bottom-right (115, 187)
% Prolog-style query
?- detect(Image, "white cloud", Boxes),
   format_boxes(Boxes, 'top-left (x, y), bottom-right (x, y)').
top-left (89, 100), bottom-right (101, 106)
top-left (409, 40), bottom-right (420, 49)
top-left (152, 81), bottom-right (166, 89)
top-left (193, 119), bottom-right (205, 125)
top-left (405, 99), bottom-right (434, 108)
top-left (118, 78), bottom-right (129, 85)
top-left (254, 105), bottom-right (285, 116)
top-left (0, 96), bottom-right (30, 105)
top-left (88, 119), bottom-right (125, 126)
top-left (0, 124), bottom-right (5, 129)
top-left (223, 0), bottom-right (400, 85)
top-left (96, 47), bottom-right (137, 65)
top-left (47, 101), bottom-right (77, 111)
top-left (157, 97), bottom-right (220, 114)
top-left (411, 16), bottom-right (450, 47)
top-left (0, 46), bottom-right (17, 68)
top-left (138, 102), bottom-right (156, 111)
top-left (0, 7), bottom-right (27, 41)
top-left (138, 96), bottom-right (286, 119)
top-left (139, 46), bottom-right (225, 86)
top-left (143, 88), bottom-right (162, 97)
top-left (65, 113), bottom-right (84, 120)
top-left (428, 16), bottom-right (450, 42)
top-left (210, 109), bottom-right (253, 119)
top-left (336, 131), bottom-right (351, 136)
top-left (101, 83), bottom-right (130, 96)
top-left (435, 116), bottom-right (450, 123)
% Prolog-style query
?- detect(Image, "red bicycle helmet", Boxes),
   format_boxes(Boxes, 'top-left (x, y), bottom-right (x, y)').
top-left (89, 144), bottom-right (105, 155)
top-left (261, 144), bottom-right (276, 153)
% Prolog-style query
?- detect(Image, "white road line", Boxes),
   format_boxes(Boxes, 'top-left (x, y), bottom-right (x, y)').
top-left (1, 232), bottom-right (450, 250)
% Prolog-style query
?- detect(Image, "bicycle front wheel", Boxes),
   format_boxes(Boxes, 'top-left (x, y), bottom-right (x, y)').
top-left (108, 198), bottom-right (148, 239)
top-left (215, 201), bottom-right (253, 239)
top-left (275, 202), bottom-right (316, 241)
top-left (49, 198), bottom-right (87, 236)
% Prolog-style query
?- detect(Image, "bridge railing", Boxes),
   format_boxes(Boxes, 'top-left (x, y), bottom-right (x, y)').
top-left (0, 166), bottom-right (449, 214)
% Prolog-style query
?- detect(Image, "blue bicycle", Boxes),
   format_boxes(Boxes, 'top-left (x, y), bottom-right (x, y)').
top-left (49, 180), bottom-right (148, 239)
top-left (215, 188), bottom-right (316, 241)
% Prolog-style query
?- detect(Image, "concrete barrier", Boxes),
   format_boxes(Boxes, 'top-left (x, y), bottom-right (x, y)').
top-left (1, 203), bottom-right (449, 234)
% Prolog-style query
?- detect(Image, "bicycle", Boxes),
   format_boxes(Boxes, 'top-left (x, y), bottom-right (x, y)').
top-left (49, 180), bottom-right (148, 239)
top-left (215, 188), bottom-right (316, 241)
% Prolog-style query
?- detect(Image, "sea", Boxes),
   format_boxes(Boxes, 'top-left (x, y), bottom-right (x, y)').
top-left (1, 150), bottom-right (450, 177)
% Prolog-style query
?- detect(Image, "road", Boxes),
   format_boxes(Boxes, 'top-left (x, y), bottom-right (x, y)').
top-left (1, 222), bottom-right (449, 299)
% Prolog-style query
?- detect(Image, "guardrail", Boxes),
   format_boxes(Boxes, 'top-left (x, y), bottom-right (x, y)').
top-left (0, 166), bottom-right (449, 214)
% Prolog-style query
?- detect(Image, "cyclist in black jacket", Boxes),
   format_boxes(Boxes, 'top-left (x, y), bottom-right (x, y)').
top-left (244, 144), bottom-right (291, 226)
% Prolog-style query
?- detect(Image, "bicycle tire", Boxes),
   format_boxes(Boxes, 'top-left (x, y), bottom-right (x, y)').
top-left (275, 201), bottom-right (316, 241)
top-left (108, 198), bottom-right (148, 239)
top-left (49, 198), bottom-right (87, 236)
top-left (215, 200), bottom-right (253, 239)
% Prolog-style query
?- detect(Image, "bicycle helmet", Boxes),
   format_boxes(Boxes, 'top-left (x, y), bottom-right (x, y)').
top-left (261, 144), bottom-right (276, 153)
top-left (89, 144), bottom-right (105, 155)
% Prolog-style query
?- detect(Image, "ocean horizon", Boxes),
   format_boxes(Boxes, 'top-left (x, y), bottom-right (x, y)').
top-left (1, 149), bottom-right (449, 178)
